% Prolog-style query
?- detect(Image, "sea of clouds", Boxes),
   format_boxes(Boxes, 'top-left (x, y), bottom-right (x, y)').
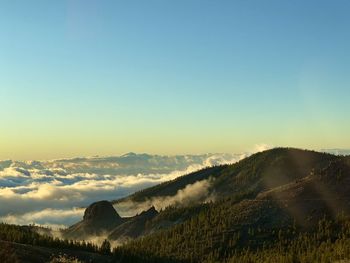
top-left (0, 152), bottom-right (241, 228)
top-left (0, 145), bottom-right (271, 228)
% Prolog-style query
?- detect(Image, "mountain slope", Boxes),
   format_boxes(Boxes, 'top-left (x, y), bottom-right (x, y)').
top-left (114, 165), bottom-right (227, 204)
top-left (114, 148), bottom-right (338, 210)
top-left (117, 153), bottom-right (350, 262)
top-left (108, 207), bottom-right (158, 240)
top-left (0, 240), bottom-right (112, 263)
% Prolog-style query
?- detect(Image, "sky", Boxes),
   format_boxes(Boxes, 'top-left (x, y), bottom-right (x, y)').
top-left (0, 0), bottom-right (350, 160)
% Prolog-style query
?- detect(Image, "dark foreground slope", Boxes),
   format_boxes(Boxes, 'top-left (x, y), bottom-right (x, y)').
top-left (0, 240), bottom-right (112, 263)
top-left (0, 223), bottom-right (113, 263)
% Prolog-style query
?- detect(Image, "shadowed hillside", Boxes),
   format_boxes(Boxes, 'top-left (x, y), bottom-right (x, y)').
top-left (115, 148), bottom-right (338, 204)
top-left (114, 149), bottom-right (350, 262)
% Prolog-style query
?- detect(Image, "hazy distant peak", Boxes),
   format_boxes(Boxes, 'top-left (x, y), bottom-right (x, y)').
top-left (321, 149), bottom-right (350, 156)
top-left (121, 152), bottom-right (138, 157)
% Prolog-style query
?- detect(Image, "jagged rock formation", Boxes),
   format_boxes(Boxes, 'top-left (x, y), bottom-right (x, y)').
top-left (64, 201), bottom-right (158, 241)
top-left (108, 206), bottom-right (158, 240)
top-left (83, 200), bottom-right (121, 221)
top-left (64, 201), bottom-right (125, 239)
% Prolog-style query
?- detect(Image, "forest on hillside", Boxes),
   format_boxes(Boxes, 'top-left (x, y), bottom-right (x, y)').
top-left (2, 215), bottom-right (350, 263)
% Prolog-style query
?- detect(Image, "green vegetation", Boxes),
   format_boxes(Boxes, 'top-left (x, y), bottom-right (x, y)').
top-left (100, 239), bottom-right (111, 255)
top-left (115, 215), bottom-right (350, 263)
top-left (0, 242), bottom-right (20, 263)
top-left (0, 223), bottom-right (105, 254)
top-left (228, 215), bottom-right (350, 263)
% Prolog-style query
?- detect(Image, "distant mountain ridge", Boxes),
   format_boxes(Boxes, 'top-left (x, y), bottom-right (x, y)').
top-left (0, 152), bottom-right (240, 175)
top-left (321, 148), bottom-right (350, 156)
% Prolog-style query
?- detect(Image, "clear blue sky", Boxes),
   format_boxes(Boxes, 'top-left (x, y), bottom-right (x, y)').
top-left (0, 0), bottom-right (349, 159)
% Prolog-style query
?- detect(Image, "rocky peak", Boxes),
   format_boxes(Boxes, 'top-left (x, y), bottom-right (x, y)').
top-left (138, 206), bottom-right (158, 218)
top-left (83, 200), bottom-right (121, 221)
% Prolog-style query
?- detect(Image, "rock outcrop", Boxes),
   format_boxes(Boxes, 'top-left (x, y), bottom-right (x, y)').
top-left (64, 201), bottom-right (124, 239)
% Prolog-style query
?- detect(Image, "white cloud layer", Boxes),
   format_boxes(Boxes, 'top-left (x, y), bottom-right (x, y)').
top-left (0, 152), bottom-right (243, 227)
